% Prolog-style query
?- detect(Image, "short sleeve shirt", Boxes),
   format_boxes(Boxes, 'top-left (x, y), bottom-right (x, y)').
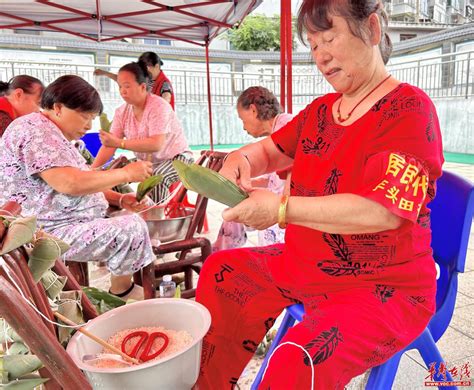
top-left (110, 94), bottom-right (190, 163)
top-left (0, 113), bottom-right (109, 229)
top-left (271, 84), bottom-right (444, 291)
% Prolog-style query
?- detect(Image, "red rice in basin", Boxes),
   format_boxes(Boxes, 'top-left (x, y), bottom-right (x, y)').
top-left (94, 326), bottom-right (193, 368)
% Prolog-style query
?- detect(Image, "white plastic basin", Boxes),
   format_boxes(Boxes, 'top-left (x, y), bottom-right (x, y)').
top-left (66, 299), bottom-right (211, 390)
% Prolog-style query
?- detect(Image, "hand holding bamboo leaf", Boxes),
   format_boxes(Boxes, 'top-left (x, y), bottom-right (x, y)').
top-left (172, 160), bottom-right (248, 207)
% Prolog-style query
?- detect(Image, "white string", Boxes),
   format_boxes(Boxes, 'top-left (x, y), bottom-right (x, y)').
top-left (2, 318), bottom-right (13, 354)
top-left (0, 258), bottom-right (85, 329)
top-left (42, 271), bottom-right (60, 291)
top-left (137, 183), bottom-right (184, 215)
top-left (35, 236), bottom-right (62, 254)
top-left (261, 341), bottom-right (315, 390)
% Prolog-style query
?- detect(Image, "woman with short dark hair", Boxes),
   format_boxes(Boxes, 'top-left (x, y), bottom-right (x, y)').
top-left (92, 62), bottom-right (192, 203)
top-left (0, 75), bottom-right (44, 136)
top-left (0, 75), bottom-right (154, 300)
top-left (94, 51), bottom-right (175, 109)
top-left (195, 0), bottom-right (443, 388)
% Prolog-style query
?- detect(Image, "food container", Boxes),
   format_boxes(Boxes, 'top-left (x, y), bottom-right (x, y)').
top-left (66, 299), bottom-right (211, 390)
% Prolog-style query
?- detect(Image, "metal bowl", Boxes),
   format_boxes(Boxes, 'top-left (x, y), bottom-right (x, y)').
top-left (107, 206), bottom-right (194, 243)
top-left (140, 206), bottom-right (194, 243)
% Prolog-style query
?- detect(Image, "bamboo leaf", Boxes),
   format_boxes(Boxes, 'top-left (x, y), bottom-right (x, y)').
top-left (99, 113), bottom-right (112, 133)
top-left (7, 343), bottom-right (29, 356)
top-left (0, 320), bottom-right (22, 344)
top-left (173, 160), bottom-right (248, 207)
top-left (0, 355), bottom-right (43, 380)
top-left (2, 378), bottom-right (49, 389)
top-left (56, 290), bottom-right (84, 345)
top-left (28, 237), bottom-right (68, 283)
top-left (82, 287), bottom-right (125, 314)
top-left (40, 270), bottom-right (67, 301)
top-left (136, 175), bottom-right (163, 202)
top-left (0, 217), bottom-right (37, 255)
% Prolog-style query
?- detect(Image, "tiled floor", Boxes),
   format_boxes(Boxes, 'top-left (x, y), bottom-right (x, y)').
top-left (90, 158), bottom-right (474, 389)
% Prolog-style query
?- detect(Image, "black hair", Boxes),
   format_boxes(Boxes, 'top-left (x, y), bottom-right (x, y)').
top-left (138, 52), bottom-right (163, 67)
top-left (118, 62), bottom-right (150, 87)
top-left (237, 86), bottom-right (282, 120)
top-left (0, 75), bottom-right (44, 97)
top-left (297, 0), bottom-right (392, 64)
top-left (41, 75), bottom-right (103, 114)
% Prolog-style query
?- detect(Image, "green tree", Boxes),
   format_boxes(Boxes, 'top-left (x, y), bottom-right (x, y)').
top-left (228, 14), bottom-right (295, 51)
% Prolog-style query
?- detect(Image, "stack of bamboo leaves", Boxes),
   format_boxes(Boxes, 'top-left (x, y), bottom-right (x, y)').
top-left (0, 211), bottom-right (128, 389)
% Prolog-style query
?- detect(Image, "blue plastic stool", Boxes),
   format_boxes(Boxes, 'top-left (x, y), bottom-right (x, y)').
top-left (80, 132), bottom-right (102, 157)
top-left (252, 171), bottom-right (474, 389)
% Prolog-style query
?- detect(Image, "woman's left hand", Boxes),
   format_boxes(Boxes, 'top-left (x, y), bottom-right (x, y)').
top-left (222, 189), bottom-right (280, 230)
top-left (120, 193), bottom-right (150, 213)
top-left (99, 130), bottom-right (120, 148)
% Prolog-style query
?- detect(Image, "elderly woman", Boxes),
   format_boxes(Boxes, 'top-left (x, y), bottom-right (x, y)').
top-left (92, 62), bottom-right (192, 203)
top-left (94, 51), bottom-right (175, 109)
top-left (195, 0), bottom-right (443, 388)
top-left (0, 75), bottom-right (44, 137)
top-left (0, 75), bottom-right (154, 300)
top-left (213, 86), bottom-right (293, 251)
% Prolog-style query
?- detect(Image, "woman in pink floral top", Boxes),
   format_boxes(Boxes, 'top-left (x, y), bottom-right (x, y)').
top-left (0, 75), bottom-right (154, 300)
top-left (92, 62), bottom-right (192, 203)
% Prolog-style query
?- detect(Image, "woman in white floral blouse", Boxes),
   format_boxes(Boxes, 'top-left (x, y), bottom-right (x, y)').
top-left (0, 75), bottom-right (154, 300)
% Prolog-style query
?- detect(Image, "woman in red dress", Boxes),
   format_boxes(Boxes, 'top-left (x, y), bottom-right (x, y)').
top-left (194, 0), bottom-right (443, 388)
top-left (0, 75), bottom-right (44, 136)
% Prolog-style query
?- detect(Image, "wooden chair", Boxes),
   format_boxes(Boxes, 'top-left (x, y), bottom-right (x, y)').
top-left (0, 202), bottom-right (98, 390)
top-left (134, 150), bottom-right (228, 299)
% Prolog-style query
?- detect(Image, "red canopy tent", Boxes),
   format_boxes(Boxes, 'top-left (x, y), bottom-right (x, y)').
top-left (0, 0), bottom-right (266, 148)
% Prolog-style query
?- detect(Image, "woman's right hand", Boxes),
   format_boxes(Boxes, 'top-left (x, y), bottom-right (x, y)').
top-left (122, 161), bottom-right (153, 182)
top-left (219, 151), bottom-right (253, 192)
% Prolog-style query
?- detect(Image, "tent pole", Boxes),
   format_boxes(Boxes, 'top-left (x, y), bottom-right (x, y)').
top-left (280, 0), bottom-right (287, 111)
top-left (286, 0), bottom-right (293, 114)
top-left (205, 40), bottom-right (214, 151)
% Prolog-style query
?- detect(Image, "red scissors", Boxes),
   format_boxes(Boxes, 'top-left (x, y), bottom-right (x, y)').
top-left (121, 331), bottom-right (169, 362)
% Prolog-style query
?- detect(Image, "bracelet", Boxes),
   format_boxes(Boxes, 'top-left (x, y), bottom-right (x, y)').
top-left (118, 193), bottom-right (126, 209)
top-left (278, 195), bottom-right (290, 229)
top-left (120, 138), bottom-right (126, 149)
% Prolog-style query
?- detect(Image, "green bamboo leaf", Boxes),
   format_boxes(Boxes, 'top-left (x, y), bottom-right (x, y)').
top-left (7, 343), bottom-right (29, 356)
top-left (0, 320), bottom-right (22, 344)
top-left (82, 287), bottom-right (125, 314)
top-left (136, 175), bottom-right (163, 202)
top-left (0, 216), bottom-right (37, 255)
top-left (28, 237), bottom-right (68, 283)
top-left (0, 355), bottom-right (43, 380)
top-left (56, 290), bottom-right (84, 345)
top-left (172, 160), bottom-right (248, 207)
top-left (99, 113), bottom-right (112, 133)
top-left (2, 378), bottom-right (49, 389)
top-left (40, 270), bottom-right (67, 301)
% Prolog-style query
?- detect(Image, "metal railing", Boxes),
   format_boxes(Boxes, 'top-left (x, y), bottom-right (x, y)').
top-left (1, 49), bottom-right (473, 106)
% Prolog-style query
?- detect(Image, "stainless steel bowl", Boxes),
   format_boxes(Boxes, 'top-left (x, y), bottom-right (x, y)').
top-left (107, 206), bottom-right (194, 243)
top-left (140, 206), bottom-right (194, 243)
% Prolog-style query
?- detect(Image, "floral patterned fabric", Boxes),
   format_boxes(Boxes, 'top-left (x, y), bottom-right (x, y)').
top-left (0, 113), bottom-right (154, 275)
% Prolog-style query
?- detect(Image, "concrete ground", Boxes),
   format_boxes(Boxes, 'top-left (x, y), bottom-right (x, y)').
top-left (90, 158), bottom-right (474, 389)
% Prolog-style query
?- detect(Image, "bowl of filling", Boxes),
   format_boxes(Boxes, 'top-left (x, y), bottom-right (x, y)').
top-left (66, 299), bottom-right (211, 390)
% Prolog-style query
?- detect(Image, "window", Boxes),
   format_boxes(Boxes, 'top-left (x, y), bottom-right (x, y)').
top-left (400, 33), bottom-right (418, 41)
top-left (158, 39), bottom-right (171, 46)
top-left (144, 38), bottom-right (157, 45)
